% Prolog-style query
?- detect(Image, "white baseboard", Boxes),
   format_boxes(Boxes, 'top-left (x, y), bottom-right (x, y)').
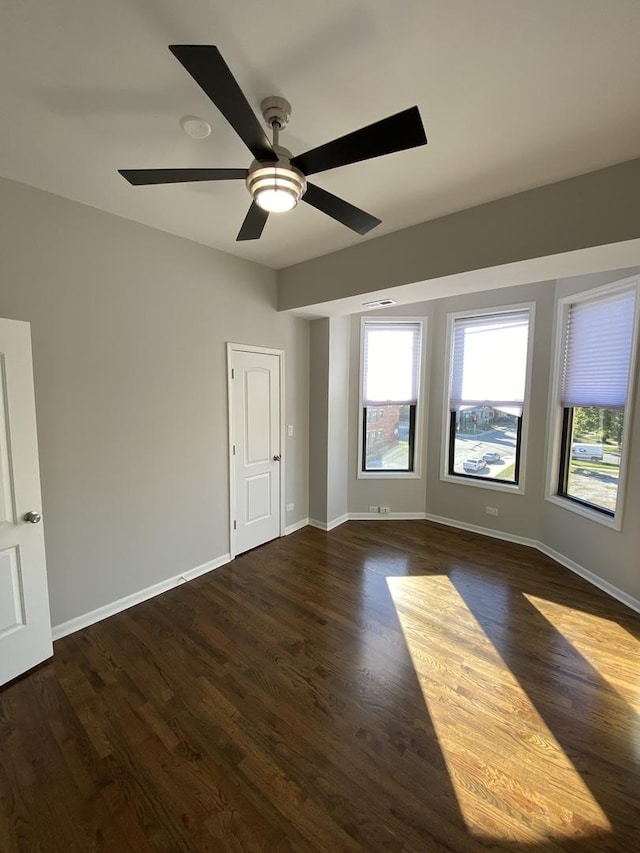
top-left (423, 512), bottom-right (537, 548)
top-left (308, 514), bottom-right (349, 532)
top-left (424, 511), bottom-right (640, 616)
top-left (52, 553), bottom-right (231, 641)
top-left (311, 512), bottom-right (427, 527)
top-left (536, 542), bottom-right (640, 615)
top-left (349, 511), bottom-right (428, 521)
top-left (284, 518), bottom-right (309, 535)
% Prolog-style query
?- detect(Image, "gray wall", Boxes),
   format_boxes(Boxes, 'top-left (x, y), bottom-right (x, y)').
top-left (0, 177), bottom-right (309, 626)
top-left (308, 319), bottom-right (329, 523)
top-left (279, 158), bottom-right (640, 312)
top-left (308, 316), bottom-right (350, 526)
top-left (326, 317), bottom-right (350, 524)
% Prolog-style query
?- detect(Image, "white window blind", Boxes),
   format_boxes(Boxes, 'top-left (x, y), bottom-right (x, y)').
top-left (362, 321), bottom-right (421, 405)
top-left (561, 287), bottom-right (636, 408)
top-left (450, 310), bottom-right (530, 416)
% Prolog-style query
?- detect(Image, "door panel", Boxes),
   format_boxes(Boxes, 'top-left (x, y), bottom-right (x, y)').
top-left (244, 368), bottom-right (272, 464)
top-left (245, 472), bottom-right (272, 523)
top-left (0, 319), bottom-right (52, 686)
top-left (0, 366), bottom-right (16, 525)
top-left (0, 547), bottom-right (25, 638)
top-left (231, 349), bottom-right (281, 555)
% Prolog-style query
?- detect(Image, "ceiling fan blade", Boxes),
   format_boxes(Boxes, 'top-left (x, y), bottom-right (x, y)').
top-left (302, 183), bottom-right (381, 235)
top-left (169, 45), bottom-right (276, 162)
top-left (118, 168), bottom-right (248, 185)
top-left (237, 203), bottom-right (269, 241)
top-left (291, 106), bottom-right (427, 177)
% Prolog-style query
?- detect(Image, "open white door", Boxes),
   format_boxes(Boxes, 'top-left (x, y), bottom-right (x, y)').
top-left (228, 345), bottom-right (283, 556)
top-left (0, 319), bottom-right (52, 686)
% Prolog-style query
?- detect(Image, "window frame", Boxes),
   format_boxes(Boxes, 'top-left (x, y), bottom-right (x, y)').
top-left (545, 276), bottom-right (640, 530)
top-left (357, 316), bottom-right (427, 479)
top-left (440, 302), bottom-right (535, 494)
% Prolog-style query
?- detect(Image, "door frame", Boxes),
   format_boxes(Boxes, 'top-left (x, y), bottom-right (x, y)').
top-left (226, 342), bottom-right (286, 559)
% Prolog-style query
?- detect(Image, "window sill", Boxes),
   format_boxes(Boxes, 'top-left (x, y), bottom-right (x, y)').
top-left (358, 470), bottom-right (422, 480)
top-left (440, 472), bottom-right (524, 494)
top-left (544, 493), bottom-right (621, 531)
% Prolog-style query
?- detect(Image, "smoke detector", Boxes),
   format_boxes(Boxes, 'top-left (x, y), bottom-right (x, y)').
top-left (180, 115), bottom-right (212, 139)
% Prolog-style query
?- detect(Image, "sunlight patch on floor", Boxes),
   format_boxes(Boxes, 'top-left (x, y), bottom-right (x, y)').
top-left (387, 574), bottom-right (611, 845)
top-left (524, 593), bottom-right (640, 711)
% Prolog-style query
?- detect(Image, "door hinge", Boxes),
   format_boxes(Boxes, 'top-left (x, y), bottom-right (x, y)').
top-left (233, 444), bottom-right (236, 455)
top-left (233, 520), bottom-right (237, 530)
top-left (231, 368), bottom-right (235, 379)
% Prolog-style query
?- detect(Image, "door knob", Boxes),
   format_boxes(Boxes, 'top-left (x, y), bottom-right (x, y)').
top-left (273, 454), bottom-right (281, 462)
top-left (24, 511), bottom-right (41, 524)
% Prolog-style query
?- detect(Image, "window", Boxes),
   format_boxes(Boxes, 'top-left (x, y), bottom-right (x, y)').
top-left (445, 307), bottom-right (532, 487)
top-left (554, 280), bottom-right (638, 520)
top-left (360, 319), bottom-right (423, 474)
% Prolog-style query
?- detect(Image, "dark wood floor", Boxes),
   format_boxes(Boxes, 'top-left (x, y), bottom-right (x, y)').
top-left (1, 521), bottom-right (639, 852)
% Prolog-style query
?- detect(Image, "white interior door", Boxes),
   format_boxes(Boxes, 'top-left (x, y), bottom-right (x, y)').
top-left (230, 347), bottom-right (282, 555)
top-left (0, 319), bottom-right (52, 686)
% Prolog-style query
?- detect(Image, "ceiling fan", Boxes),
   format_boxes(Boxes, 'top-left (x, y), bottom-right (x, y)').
top-left (119, 45), bottom-right (428, 242)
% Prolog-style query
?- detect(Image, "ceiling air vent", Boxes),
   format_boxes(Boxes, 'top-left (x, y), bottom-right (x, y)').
top-left (362, 299), bottom-right (397, 309)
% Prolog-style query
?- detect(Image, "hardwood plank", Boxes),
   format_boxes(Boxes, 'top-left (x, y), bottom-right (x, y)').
top-left (1, 520), bottom-right (639, 851)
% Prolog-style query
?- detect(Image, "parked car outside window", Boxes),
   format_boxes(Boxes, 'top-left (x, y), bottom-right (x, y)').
top-left (463, 457), bottom-right (486, 473)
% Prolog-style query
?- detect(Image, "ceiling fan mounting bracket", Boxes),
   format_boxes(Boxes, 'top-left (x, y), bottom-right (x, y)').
top-left (260, 96), bottom-right (292, 130)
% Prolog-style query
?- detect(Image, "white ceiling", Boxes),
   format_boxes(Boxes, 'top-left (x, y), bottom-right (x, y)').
top-left (1, 0), bottom-right (639, 270)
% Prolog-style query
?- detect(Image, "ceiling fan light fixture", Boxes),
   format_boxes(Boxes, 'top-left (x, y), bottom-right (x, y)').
top-left (255, 186), bottom-right (297, 213)
top-left (247, 162), bottom-right (306, 213)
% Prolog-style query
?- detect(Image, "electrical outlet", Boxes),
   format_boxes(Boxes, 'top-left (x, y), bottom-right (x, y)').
top-left (485, 506), bottom-right (499, 517)
top-left (286, 503), bottom-right (295, 512)
top-left (368, 505), bottom-right (379, 513)
top-left (379, 505), bottom-right (391, 514)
